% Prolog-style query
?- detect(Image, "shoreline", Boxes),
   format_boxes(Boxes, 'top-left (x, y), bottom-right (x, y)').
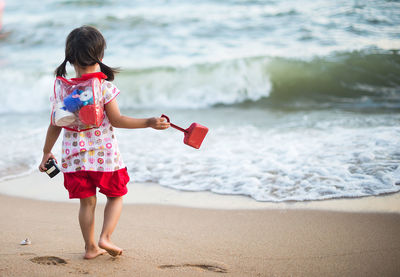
top-left (0, 172), bottom-right (400, 213)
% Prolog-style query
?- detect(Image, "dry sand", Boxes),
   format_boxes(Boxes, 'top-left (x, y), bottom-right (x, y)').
top-left (0, 174), bottom-right (400, 276)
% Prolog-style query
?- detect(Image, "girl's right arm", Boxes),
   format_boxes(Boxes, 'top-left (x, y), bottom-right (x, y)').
top-left (39, 124), bottom-right (62, 172)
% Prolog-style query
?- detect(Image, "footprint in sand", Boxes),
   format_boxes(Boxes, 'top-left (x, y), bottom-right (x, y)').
top-left (159, 263), bottom-right (228, 273)
top-left (30, 256), bottom-right (67, 265)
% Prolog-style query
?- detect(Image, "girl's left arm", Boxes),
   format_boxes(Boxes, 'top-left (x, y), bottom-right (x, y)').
top-left (105, 99), bottom-right (170, 130)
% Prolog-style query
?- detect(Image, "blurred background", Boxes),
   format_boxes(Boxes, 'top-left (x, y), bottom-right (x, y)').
top-left (0, 0), bottom-right (399, 201)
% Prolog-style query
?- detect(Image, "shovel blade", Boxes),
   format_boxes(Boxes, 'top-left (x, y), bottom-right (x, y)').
top-left (184, 123), bottom-right (208, 149)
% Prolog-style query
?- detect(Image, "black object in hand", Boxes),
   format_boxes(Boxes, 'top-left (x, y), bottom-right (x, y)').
top-left (45, 158), bottom-right (60, 178)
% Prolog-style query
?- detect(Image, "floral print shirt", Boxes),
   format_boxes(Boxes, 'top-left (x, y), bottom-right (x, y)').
top-left (61, 81), bottom-right (125, 172)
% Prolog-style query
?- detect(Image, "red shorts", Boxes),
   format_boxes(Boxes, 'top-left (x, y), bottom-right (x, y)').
top-left (63, 167), bottom-right (130, 199)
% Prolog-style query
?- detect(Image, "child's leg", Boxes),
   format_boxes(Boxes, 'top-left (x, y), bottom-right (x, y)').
top-left (98, 196), bottom-right (123, 256)
top-left (79, 195), bottom-right (106, 259)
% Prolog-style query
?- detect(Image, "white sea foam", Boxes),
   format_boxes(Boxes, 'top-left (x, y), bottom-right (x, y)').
top-left (116, 58), bottom-right (272, 109)
top-left (0, 70), bottom-right (53, 114)
top-left (0, 110), bottom-right (399, 202)
top-left (115, 112), bottom-right (400, 202)
top-left (0, 59), bottom-right (272, 113)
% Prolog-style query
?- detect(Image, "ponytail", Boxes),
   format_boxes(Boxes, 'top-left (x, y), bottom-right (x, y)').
top-left (98, 61), bottom-right (119, 81)
top-left (55, 59), bottom-right (68, 77)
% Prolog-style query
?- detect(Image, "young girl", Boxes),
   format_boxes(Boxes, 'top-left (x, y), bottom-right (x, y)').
top-left (39, 25), bottom-right (169, 259)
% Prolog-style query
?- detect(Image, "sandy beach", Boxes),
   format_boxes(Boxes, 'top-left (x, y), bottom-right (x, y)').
top-left (0, 174), bottom-right (399, 276)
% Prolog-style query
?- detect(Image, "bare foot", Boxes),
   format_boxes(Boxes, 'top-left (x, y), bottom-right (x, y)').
top-left (98, 239), bottom-right (123, 257)
top-left (84, 246), bottom-right (107, 259)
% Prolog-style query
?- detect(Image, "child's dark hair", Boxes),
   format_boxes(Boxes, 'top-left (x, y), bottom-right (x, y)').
top-left (55, 25), bottom-right (118, 81)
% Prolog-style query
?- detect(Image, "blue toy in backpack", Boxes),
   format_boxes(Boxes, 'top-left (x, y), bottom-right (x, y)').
top-left (63, 89), bottom-right (94, 113)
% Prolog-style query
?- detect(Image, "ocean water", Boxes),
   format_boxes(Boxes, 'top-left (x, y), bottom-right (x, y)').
top-left (0, 0), bottom-right (400, 201)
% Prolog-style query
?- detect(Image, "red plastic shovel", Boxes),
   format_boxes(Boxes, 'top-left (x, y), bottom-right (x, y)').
top-left (161, 114), bottom-right (208, 149)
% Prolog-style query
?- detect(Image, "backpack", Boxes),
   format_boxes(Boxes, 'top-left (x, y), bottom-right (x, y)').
top-left (51, 72), bottom-right (107, 132)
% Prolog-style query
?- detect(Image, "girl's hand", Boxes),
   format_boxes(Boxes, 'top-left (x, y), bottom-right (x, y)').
top-left (39, 152), bottom-right (57, 172)
top-left (148, 117), bottom-right (170, 130)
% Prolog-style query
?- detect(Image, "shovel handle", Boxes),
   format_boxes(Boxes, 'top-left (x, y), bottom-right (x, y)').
top-left (161, 114), bottom-right (187, 133)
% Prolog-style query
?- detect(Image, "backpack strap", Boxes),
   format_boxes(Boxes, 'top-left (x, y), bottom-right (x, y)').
top-left (71, 72), bottom-right (107, 83)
